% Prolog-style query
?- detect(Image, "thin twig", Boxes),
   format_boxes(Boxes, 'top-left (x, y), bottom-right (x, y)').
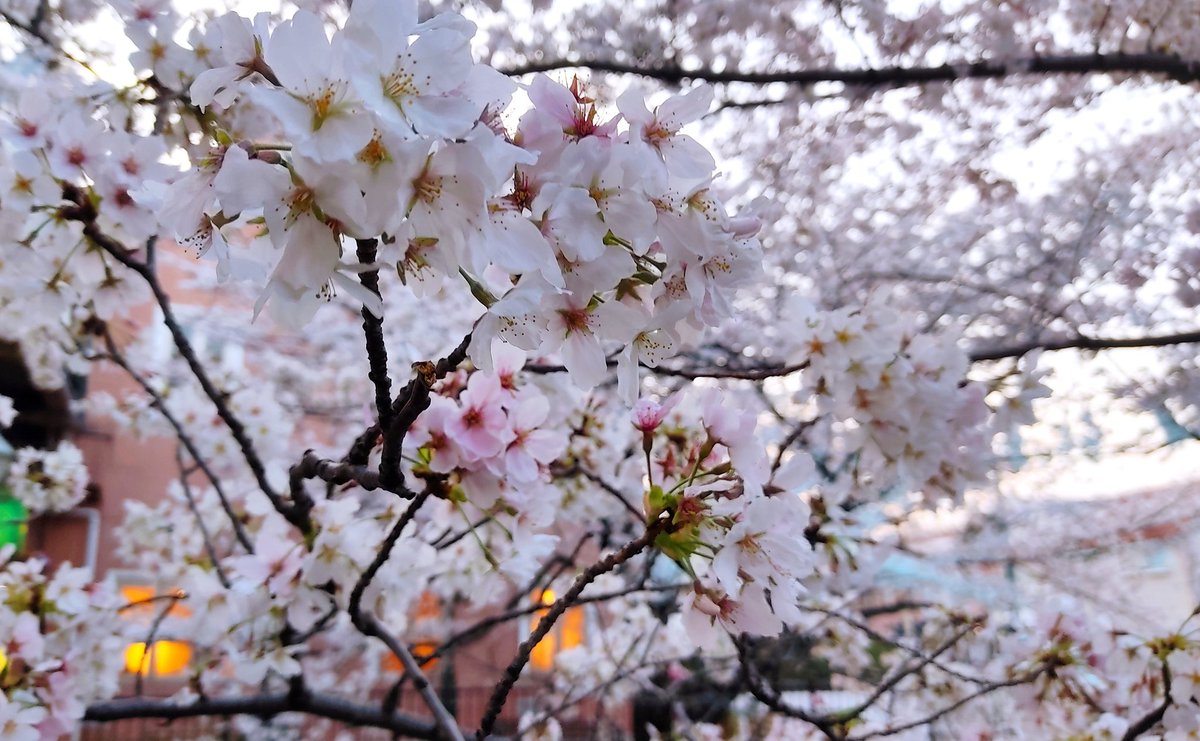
top-left (475, 519), bottom-right (668, 739)
top-left (174, 447), bottom-right (232, 587)
top-left (98, 329), bottom-right (253, 553)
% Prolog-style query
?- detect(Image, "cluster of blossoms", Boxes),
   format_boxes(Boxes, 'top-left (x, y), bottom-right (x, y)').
top-left (5, 0), bottom-right (1178, 738)
top-left (150, 0), bottom-right (761, 395)
top-left (87, 346), bottom-right (296, 472)
top-left (405, 342), bottom-right (567, 526)
top-left (117, 479), bottom-right (237, 581)
top-left (0, 551), bottom-right (124, 740)
top-left (628, 391), bottom-right (820, 646)
top-left (0, 87), bottom-right (160, 389)
top-left (787, 300), bottom-right (990, 499)
top-left (7, 442), bottom-right (88, 514)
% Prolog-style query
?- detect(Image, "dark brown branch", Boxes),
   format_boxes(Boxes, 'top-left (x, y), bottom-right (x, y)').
top-left (376, 335), bottom-right (472, 488)
top-left (968, 329), bottom-right (1200, 362)
top-left (349, 490), bottom-right (430, 624)
top-left (349, 333), bottom-right (470, 469)
top-left (85, 690), bottom-right (440, 738)
top-left (1121, 662), bottom-right (1172, 741)
top-left (0, 2), bottom-right (51, 46)
top-left (736, 636), bottom-right (841, 740)
top-left (499, 52), bottom-right (1200, 89)
top-left (345, 490), bottom-right (462, 740)
top-left (355, 238), bottom-right (393, 428)
top-left (290, 450), bottom-right (388, 493)
top-left (475, 519), bottom-right (668, 739)
top-left (525, 359), bottom-right (807, 381)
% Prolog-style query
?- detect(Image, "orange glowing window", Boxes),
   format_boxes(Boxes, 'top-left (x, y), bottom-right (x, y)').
top-left (382, 640), bottom-right (440, 673)
top-left (528, 589), bottom-right (586, 672)
top-left (124, 640), bottom-right (192, 677)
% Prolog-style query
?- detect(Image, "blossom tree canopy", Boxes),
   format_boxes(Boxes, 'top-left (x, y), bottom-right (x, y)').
top-left (0, 0), bottom-right (1198, 739)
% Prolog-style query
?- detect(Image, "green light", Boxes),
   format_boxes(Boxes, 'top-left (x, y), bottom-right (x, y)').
top-left (0, 489), bottom-right (28, 553)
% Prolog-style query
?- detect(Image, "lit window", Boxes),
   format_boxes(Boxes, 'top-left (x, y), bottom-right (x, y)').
top-left (528, 589), bottom-right (586, 672)
top-left (124, 641), bottom-right (192, 677)
top-left (382, 640), bottom-right (440, 673)
top-left (116, 579), bottom-right (193, 680)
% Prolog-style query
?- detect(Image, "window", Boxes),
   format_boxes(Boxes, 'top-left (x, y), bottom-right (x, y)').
top-left (124, 640), bottom-right (192, 676)
top-left (528, 589), bottom-right (586, 672)
top-left (116, 579), bottom-right (192, 679)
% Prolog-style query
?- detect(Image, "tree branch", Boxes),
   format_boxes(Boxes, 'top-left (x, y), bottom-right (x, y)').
top-left (98, 328), bottom-right (254, 554)
top-left (844, 666), bottom-right (1051, 740)
top-left (524, 359), bottom-right (807, 381)
top-left (85, 690), bottom-right (441, 738)
top-left (345, 490), bottom-right (463, 740)
top-left (63, 197), bottom-right (294, 527)
top-left (475, 519), bottom-right (668, 739)
top-left (499, 52), bottom-right (1200, 89)
top-left (290, 450), bottom-right (388, 493)
top-left (1121, 662), bottom-right (1172, 741)
top-left (174, 447), bottom-right (233, 588)
top-left (968, 328), bottom-right (1200, 362)
top-left (355, 238), bottom-right (393, 429)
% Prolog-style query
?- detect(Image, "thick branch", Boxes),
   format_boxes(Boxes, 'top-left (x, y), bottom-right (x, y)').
top-left (968, 329), bottom-right (1200, 362)
top-left (85, 691), bottom-right (440, 738)
top-left (500, 52), bottom-right (1200, 89)
top-left (349, 333), bottom-right (471, 468)
top-left (355, 238), bottom-right (393, 428)
top-left (290, 450), bottom-right (387, 493)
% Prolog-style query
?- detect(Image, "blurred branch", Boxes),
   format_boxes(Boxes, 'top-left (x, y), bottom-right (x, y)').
top-left (500, 53), bottom-right (1200, 89)
top-left (97, 328), bottom-right (254, 554)
top-left (968, 328), bottom-right (1200, 362)
top-left (85, 691), bottom-right (441, 738)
